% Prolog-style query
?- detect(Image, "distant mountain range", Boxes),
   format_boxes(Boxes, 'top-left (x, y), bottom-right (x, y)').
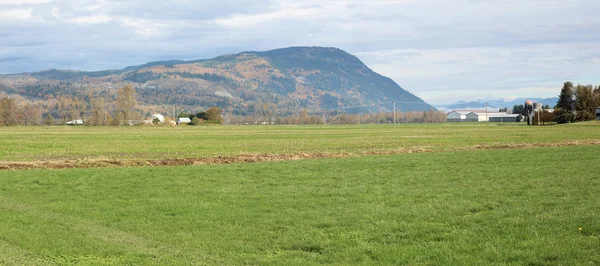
top-left (437, 98), bottom-right (559, 111)
top-left (0, 47), bottom-right (435, 115)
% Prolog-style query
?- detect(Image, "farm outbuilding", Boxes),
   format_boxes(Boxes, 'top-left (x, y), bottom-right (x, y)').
top-left (66, 119), bottom-right (83, 125)
top-left (460, 111), bottom-right (517, 122)
top-left (447, 111), bottom-right (468, 122)
top-left (489, 114), bottom-right (521, 122)
top-left (465, 112), bottom-right (507, 122)
top-left (151, 114), bottom-right (165, 124)
top-left (465, 112), bottom-right (487, 122)
top-left (177, 117), bottom-right (192, 125)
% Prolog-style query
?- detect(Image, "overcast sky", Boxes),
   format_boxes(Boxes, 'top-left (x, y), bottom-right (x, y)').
top-left (1, 0), bottom-right (599, 104)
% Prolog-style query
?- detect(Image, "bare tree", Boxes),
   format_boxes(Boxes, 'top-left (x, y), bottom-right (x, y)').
top-left (116, 85), bottom-right (137, 125)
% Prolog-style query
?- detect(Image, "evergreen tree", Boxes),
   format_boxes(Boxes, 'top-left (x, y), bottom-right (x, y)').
top-left (555, 81), bottom-right (575, 123)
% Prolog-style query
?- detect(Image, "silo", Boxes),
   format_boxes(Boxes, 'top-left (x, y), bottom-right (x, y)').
top-left (525, 100), bottom-right (534, 125)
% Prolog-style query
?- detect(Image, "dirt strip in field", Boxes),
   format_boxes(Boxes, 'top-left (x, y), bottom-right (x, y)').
top-left (1, 140), bottom-right (599, 170)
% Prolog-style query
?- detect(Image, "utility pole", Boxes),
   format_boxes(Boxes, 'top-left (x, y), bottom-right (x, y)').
top-left (485, 103), bottom-right (488, 125)
top-left (393, 102), bottom-right (397, 127)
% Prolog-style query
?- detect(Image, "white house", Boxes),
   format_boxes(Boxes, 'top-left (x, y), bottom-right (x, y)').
top-left (177, 117), bottom-right (192, 124)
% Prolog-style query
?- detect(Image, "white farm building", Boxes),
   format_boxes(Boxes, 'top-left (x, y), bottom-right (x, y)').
top-left (447, 111), bottom-right (470, 122)
top-left (489, 113), bottom-right (521, 122)
top-left (177, 117), bottom-right (192, 124)
top-left (447, 110), bottom-right (522, 123)
top-left (465, 112), bottom-right (509, 122)
top-left (151, 114), bottom-right (165, 124)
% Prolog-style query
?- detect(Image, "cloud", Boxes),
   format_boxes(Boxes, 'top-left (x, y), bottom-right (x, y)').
top-left (0, 0), bottom-right (52, 4)
top-left (67, 14), bottom-right (112, 24)
top-left (0, 0), bottom-right (599, 104)
top-left (0, 8), bottom-right (32, 19)
top-left (215, 3), bottom-right (322, 27)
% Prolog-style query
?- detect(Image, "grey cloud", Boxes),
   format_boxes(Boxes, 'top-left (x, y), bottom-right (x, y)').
top-left (0, 0), bottom-right (599, 104)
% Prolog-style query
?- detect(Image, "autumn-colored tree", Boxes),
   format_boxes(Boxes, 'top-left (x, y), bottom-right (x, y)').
top-left (90, 97), bottom-right (109, 126)
top-left (0, 98), bottom-right (17, 126)
top-left (116, 85), bottom-right (137, 125)
top-left (205, 106), bottom-right (223, 122)
top-left (58, 96), bottom-right (72, 123)
top-left (20, 102), bottom-right (41, 125)
top-left (44, 113), bottom-right (54, 126)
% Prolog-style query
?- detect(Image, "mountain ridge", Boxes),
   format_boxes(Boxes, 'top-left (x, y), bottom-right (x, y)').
top-left (437, 97), bottom-right (559, 111)
top-left (0, 46), bottom-right (435, 114)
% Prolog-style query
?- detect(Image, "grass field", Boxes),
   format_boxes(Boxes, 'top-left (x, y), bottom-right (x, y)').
top-left (1, 122), bottom-right (600, 162)
top-left (1, 123), bottom-right (599, 265)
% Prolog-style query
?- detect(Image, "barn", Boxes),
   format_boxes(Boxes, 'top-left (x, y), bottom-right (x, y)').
top-left (464, 112), bottom-right (514, 122)
top-left (489, 114), bottom-right (521, 122)
top-left (447, 111), bottom-right (468, 122)
top-left (465, 112), bottom-right (486, 122)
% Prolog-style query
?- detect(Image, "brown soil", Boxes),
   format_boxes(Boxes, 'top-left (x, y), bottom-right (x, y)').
top-left (1, 141), bottom-right (599, 171)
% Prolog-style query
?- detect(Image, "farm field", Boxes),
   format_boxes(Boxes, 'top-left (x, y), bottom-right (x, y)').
top-left (1, 145), bottom-right (599, 265)
top-left (1, 123), bottom-right (600, 265)
top-left (1, 122), bottom-right (600, 164)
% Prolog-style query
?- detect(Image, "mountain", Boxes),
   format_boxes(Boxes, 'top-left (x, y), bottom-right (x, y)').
top-left (0, 47), bottom-right (435, 115)
top-left (437, 97), bottom-right (559, 111)
top-left (441, 101), bottom-right (490, 110)
top-left (493, 98), bottom-right (559, 108)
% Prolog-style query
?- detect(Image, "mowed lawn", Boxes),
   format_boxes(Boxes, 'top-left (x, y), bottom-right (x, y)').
top-left (1, 145), bottom-right (599, 265)
top-left (1, 122), bottom-right (599, 162)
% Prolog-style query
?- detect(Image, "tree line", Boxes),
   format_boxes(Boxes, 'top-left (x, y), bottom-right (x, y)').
top-left (555, 82), bottom-right (600, 123)
top-left (1, 83), bottom-right (447, 126)
top-left (227, 109), bottom-right (447, 125)
top-left (509, 82), bottom-right (600, 124)
top-left (1, 85), bottom-right (139, 126)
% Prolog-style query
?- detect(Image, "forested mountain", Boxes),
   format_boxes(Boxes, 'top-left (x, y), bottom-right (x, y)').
top-left (0, 47), bottom-right (434, 115)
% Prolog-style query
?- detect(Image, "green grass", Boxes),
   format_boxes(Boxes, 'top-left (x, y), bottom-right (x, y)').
top-left (1, 145), bottom-right (599, 265)
top-left (1, 122), bottom-right (600, 162)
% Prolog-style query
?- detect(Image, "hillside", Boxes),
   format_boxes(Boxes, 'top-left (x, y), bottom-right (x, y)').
top-left (0, 47), bottom-right (434, 115)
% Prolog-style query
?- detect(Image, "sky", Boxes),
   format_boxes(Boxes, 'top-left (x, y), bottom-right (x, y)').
top-left (1, 0), bottom-right (599, 105)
